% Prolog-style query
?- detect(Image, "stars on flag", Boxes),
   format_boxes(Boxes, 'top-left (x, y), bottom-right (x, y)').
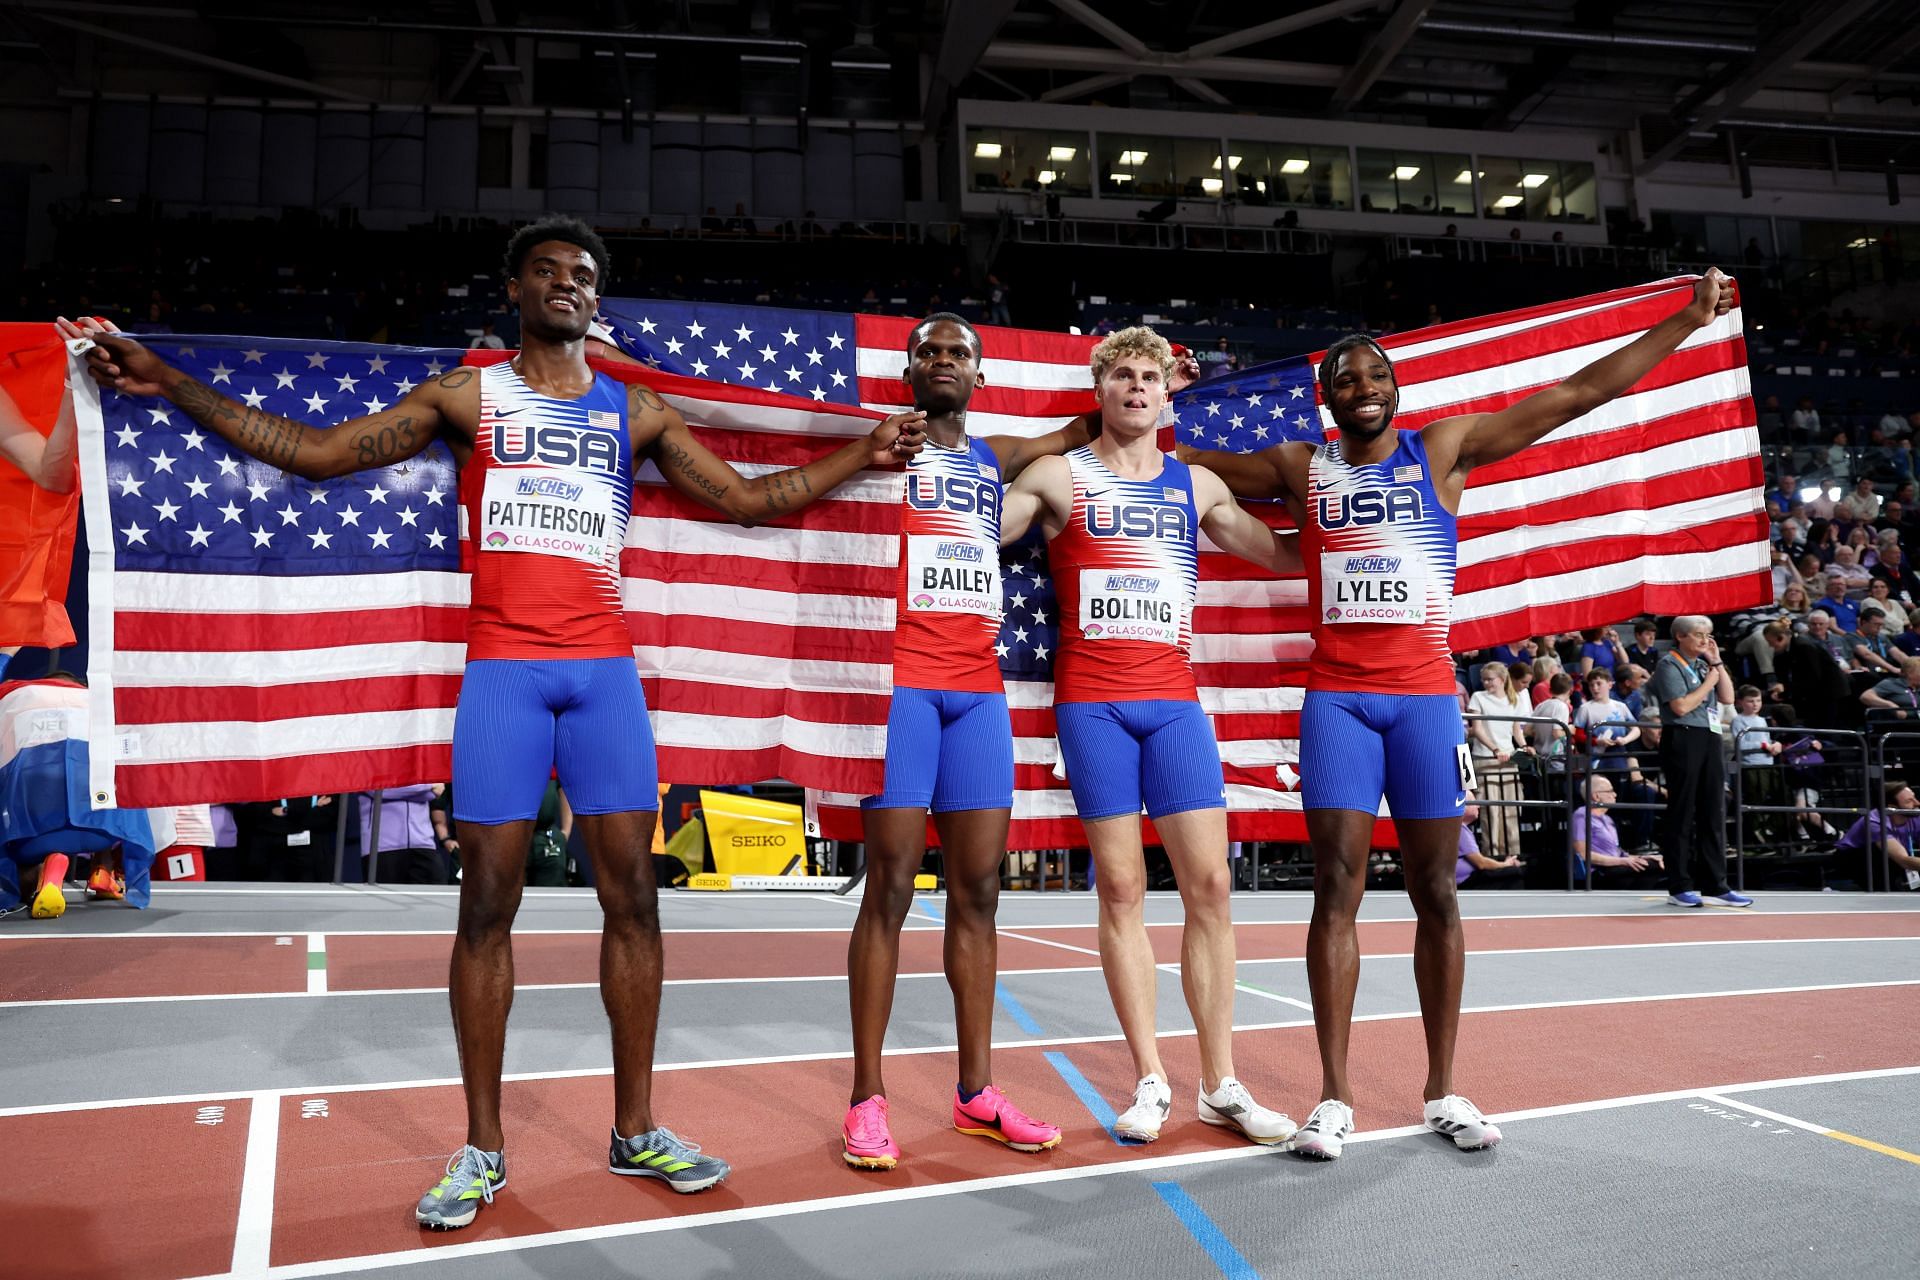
top-left (595, 301), bottom-right (858, 401)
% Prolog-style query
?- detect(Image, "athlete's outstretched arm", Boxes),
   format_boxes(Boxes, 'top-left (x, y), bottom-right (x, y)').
top-left (1176, 441), bottom-right (1292, 502)
top-left (1429, 268), bottom-right (1734, 475)
top-left (985, 413), bottom-right (1093, 481)
top-left (630, 382), bottom-right (923, 526)
top-left (72, 327), bottom-right (454, 481)
top-left (998, 453), bottom-right (1072, 546)
top-left (0, 381), bottom-right (77, 494)
top-left (1193, 466), bottom-right (1300, 574)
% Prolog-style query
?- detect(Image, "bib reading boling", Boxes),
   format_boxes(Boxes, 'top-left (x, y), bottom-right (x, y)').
top-left (905, 534), bottom-right (1001, 616)
top-left (1079, 568), bottom-right (1184, 644)
top-left (479, 468), bottom-right (619, 565)
top-left (1320, 550), bottom-right (1429, 625)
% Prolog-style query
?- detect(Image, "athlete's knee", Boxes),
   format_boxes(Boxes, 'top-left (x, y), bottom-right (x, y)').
top-left (944, 864), bottom-right (1002, 921)
top-left (1095, 863), bottom-right (1147, 917)
top-left (1405, 865), bottom-right (1461, 924)
top-left (456, 884), bottom-right (520, 946)
top-left (859, 863), bottom-right (919, 929)
top-left (1176, 862), bottom-right (1232, 920)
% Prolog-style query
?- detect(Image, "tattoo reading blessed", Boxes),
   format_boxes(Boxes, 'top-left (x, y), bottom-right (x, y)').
top-left (658, 438), bottom-right (730, 503)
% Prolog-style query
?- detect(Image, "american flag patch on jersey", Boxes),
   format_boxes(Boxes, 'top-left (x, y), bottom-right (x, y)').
top-left (1164, 486), bottom-right (1187, 502)
top-left (1394, 464), bottom-right (1421, 482)
top-left (587, 409), bottom-right (620, 431)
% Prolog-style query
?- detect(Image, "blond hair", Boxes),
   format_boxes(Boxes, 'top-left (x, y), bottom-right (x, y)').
top-left (1090, 325), bottom-right (1174, 385)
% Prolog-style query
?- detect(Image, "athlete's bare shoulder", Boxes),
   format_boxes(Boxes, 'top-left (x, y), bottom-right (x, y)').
top-left (411, 365), bottom-right (482, 446)
top-left (623, 378), bottom-right (678, 450)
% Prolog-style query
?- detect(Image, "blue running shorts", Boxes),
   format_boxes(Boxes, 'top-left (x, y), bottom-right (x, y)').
top-left (1054, 699), bottom-right (1226, 822)
top-left (452, 658), bottom-right (660, 824)
top-left (863, 686), bottom-right (1014, 812)
top-left (1299, 690), bottom-right (1468, 819)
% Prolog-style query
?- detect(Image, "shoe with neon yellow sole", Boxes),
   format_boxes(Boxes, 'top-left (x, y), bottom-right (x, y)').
top-left (30, 854), bottom-right (68, 920)
top-left (953, 1084), bottom-right (1062, 1153)
top-left (609, 1126), bottom-right (730, 1193)
top-left (843, 1095), bottom-right (900, 1170)
top-left (414, 1145), bottom-right (505, 1230)
top-left (86, 866), bottom-right (125, 901)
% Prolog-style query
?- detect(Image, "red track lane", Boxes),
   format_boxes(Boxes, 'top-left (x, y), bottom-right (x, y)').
top-left (324, 912), bottom-right (1920, 993)
top-left (0, 1098), bottom-right (252, 1280)
top-left (0, 936), bottom-right (306, 1002)
top-left (265, 984), bottom-right (1920, 1268)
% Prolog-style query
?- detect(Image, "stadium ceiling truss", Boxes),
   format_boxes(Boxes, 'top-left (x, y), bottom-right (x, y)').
top-left (2, 0), bottom-right (1918, 174)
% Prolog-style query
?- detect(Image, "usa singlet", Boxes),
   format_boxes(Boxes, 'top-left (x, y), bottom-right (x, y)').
top-left (1301, 430), bottom-right (1457, 695)
top-left (895, 438), bottom-right (1005, 692)
top-left (458, 360), bottom-right (635, 659)
top-left (1050, 446), bottom-right (1200, 704)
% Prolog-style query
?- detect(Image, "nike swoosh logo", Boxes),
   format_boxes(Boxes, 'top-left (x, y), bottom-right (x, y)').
top-left (1309, 481), bottom-right (1339, 493)
top-left (490, 407), bottom-right (525, 419)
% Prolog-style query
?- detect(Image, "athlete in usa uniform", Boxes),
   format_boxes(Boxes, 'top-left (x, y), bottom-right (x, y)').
top-left (81, 216), bottom-right (926, 1225)
top-left (1002, 326), bottom-right (1303, 1147)
top-left (843, 315), bottom-right (1090, 1170)
top-left (1188, 269), bottom-right (1736, 1159)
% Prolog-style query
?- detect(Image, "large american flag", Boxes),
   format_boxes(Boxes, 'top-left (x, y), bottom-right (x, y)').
top-left (73, 334), bottom-right (899, 808)
top-left (804, 276), bottom-right (1768, 848)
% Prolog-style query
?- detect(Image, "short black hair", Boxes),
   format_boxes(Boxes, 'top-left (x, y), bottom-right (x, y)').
top-left (503, 216), bottom-right (612, 289)
top-left (1316, 333), bottom-right (1394, 400)
top-left (908, 311), bottom-right (982, 358)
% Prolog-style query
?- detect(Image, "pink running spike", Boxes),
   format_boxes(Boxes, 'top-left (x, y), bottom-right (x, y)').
top-left (952, 1085), bottom-right (1063, 1153)
top-left (842, 1095), bottom-right (900, 1170)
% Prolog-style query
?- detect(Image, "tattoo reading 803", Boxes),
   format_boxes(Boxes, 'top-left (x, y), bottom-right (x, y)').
top-left (355, 416), bottom-right (420, 465)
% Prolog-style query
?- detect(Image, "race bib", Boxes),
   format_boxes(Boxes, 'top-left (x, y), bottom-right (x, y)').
top-left (905, 535), bottom-right (1000, 617)
top-left (1320, 551), bottom-right (1428, 625)
top-left (479, 468), bottom-right (619, 565)
top-left (1078, 568), bottom-right (1184, 645)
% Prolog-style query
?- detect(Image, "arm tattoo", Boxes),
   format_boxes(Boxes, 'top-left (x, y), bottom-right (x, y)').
top-left (658, 438), bottom-right (731, 504)
top-left (758, 468), bottom-right (814, 515)
top-left (169, 375), bottom-right (304, 470)
top-left (350, 415), bottom-right (422, 467)
top-left (630, 383), bottom-right (668, 413)
top-left (436, 369), bottom-right (474, 390)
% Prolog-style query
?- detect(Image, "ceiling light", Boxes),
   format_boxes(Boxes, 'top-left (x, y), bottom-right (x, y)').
top-left (1202, 177), bottom-right (1223, 193)
top-left (1800, 487), bottom-right (1822, 503)
top-left (1829, 486), bottom-right (1843, 501)
top-left (1393, 166), bottom-right (1420, 180)
top-left (1521, 173), bottom-right (1550, 187)
top-left (1118, 150), bottom-right (1149, 165)
top-left (973, 142), bottom-right (1002, 159)
top-left (1212, 155), bottom-right (1243, 170)
top-left (1049, 146), bottom-right (1076, 161)
top-left (1280, 158), bottom-right (1310, 174)
top-left (1255, 179), bottom-right (1268, 192)
top-left (1037, 170), bottom-right (1057, 185)
top-left (1493, 195), bottom-right (1523, 208)
top-left (1108, 172), bottom-right (1132, 182)
top-left (1454, 169), bottom-right (1473, 183)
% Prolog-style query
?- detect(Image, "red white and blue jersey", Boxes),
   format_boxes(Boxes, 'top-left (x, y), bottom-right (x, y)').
top-left (1049, 446), bottom-right (1200, 704)
top-left (1302, 430), bottom-right (1457, 695)
top-left (895, 437), bottom-right (1004, 693)
top-left (458, 361), bottom-right (635, 660)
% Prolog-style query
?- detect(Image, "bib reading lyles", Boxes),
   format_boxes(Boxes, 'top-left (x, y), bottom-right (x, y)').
top-left (905, 534), bottom-right (1001, 616)
top-left (1079, 568), bottom-right (1184, 645)
top-left (479, 468), bottom-right (619, 565)
top-left (1320, 550), bottom-right (1429, 625)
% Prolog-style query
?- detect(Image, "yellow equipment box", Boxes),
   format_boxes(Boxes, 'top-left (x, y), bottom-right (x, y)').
top-left (700, 789), bottom-right (807, 877)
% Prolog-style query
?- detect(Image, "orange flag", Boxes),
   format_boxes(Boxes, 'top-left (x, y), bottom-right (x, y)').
top-left (0, 322), bottom-right (79, 649)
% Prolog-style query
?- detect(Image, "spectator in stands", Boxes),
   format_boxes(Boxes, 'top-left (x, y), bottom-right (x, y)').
top-left (1846, 524), bottom-right (1880, 569)
top-left (1574, 668), bottom-right (1639, 767)
top-left (1527, 655), bottom-right (1560, 705)
top-left (700, 206), bottom-right (724, 231)
top-left (1770, 547), bottom-right (1805, 601)
top-left (1873, 541), bottom-right (1920, 602)
top-left (1878, 498), bottom-right (1910, 536)
top-left (1792, 397), bottom-right (1823, 440)
top-left (1737, 620), bottom-right (1787, 693)
top-left (1770, 614), bottom-right (1851, 727)
top-left (468, 320), bottom-right (504, 350)
top-left (986, 274), bottom-right (1011, 325)
top-left (1807, 607), bottom-right (1857, 669)
top-left (1814, 575), bottom-right (1860, 633)
top-left (1849, 607), bottom-right (1906, 676)
top-left (1778, 581), bottom-right (1813, 629)
top-left (1577, 626), bottom-right (1628, 677)
top-left (1650, 615), bottom-right (1747, 906)
top-left (1830, 544), bottom-right (1872, 590)
top-left (1623, 621), bottom-right (1660, 671)
top-left (1573, 774), bottom-right (1663, 888)
top-left (1532, 672), bottom-right (1575, 758)
top-left (1879, 407), bottom-right (1908, 438)
top-left (1487, 636), bottom-right (1539, 667)
top-left (1757, 395), bottom-right (1785, 435)
top-left (1860, 654), bottom-right (1920, 724)
top-left (1779, 517), bottom-right (1809, 560)
top-left (1866, 577), bottom-right (1911, 634)
top-left (725, 203), bottom-right (751, 233)
top-left (1456, 792), bottom-right (1525, 889)
top-left (1833, 781), bottom-right (1920, 890)
top-left (1825, 430), bottom-right (1853, 484)
top-left (1808, 518), bottom-right (1840, 563)
top-left (1617, 663), bottom-right (1651, 718)
top-left (355, 784), bottom-right (447, 884)
top-left (1730, 685), bottom-right (1788, 843)
top-left (1466, 662), bottom-right (1531, 860)
top-left (1838, 476), bottom-right (1883, 524)
top-left (1769, 472), bottom-right (1799, 511)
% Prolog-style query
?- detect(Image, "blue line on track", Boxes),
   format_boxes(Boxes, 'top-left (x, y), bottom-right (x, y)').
top-left (917, 895), bottom-right (943, 922)
top-left (992, 980), bottom-right (1045, 1035)
top-left (1042, 1050), bottom-right (1124, 1144)
top-left (1151, 1182), bottom-right (1262, 1279)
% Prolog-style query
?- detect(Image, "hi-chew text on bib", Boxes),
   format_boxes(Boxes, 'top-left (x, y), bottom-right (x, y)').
top-left (479, 468), bottom-right (619, 565)
top-left (1079, 568), bottom-right (1184, 644)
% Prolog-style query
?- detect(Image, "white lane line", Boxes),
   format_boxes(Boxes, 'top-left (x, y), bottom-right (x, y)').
top-left (306, 934), bottom-right (327, 995)
top-left (229, 1092), bottom-right (281, 1277)
top-left (9, 977), bottom-right (1919, 1120)
top-left (213, 1063), bottom-right (1920, 1280)
top-left (1695, 1092), bottom-right (1831, 1134)
top-left (10, 934), bottom-right (1917, 1010)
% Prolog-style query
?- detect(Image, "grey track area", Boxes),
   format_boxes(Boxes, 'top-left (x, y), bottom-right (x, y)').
top-left (288, 1081), bottom-right (1920, 1280)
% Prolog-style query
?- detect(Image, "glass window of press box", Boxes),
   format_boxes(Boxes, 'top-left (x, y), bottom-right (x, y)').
top-left (966, 129), bottom-right (1092, 196)
top-left (1227, 142), bottom-right (1352, 209)
top-left (1097, 135), bottom-right (1176, 198)
top-left (1354, 149), bottom-right (1474, 216)
top-left (1477, 157), bottom-right (1597, 222)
